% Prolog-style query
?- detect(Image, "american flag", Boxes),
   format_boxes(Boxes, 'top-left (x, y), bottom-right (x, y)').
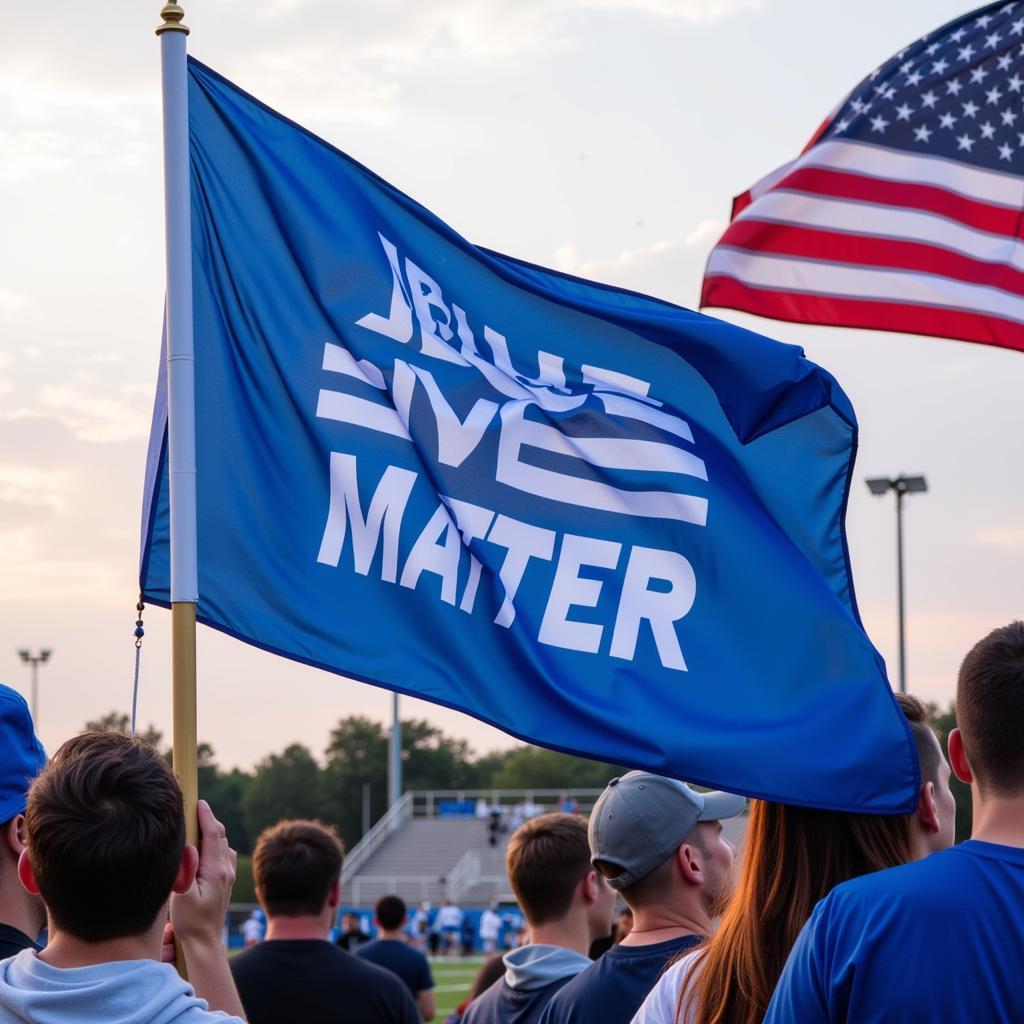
top-left (701, 1), bottom-right (1024, 352)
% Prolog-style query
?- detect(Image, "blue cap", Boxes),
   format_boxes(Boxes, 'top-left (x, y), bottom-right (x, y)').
top-left (0, 686), bottom-right (45, 823)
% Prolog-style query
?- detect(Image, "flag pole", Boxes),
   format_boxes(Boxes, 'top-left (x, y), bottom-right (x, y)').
top-left (156, 0), bottom-right (198, 974)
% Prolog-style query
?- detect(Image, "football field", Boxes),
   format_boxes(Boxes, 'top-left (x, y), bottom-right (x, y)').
top-left (431, 956), bottom-right (485, 1019)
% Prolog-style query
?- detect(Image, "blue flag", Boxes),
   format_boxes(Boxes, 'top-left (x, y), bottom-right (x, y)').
top-left (141, 59), bottom-right (918, 813)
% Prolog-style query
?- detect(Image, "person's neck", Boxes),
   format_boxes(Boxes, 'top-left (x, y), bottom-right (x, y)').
top-left (265, 914), bottom-right (329, 941)
top-left (527, 913), bottom-right (591, 957)
top-left (378, 928), bottom-right (405, 941)
top-left (620, 899), bottom-right (709, 947)
top-left (970, 791), bottom-right (1024, 847)
top-left (39, 921), bottom-right (161, 968)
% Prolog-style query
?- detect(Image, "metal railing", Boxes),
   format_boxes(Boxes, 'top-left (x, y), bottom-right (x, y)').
top-left (446, 848), bottom-right (481, 902)
top-left (411, 788), bottom-right (603, 818)
top-left (341, 790), bottom-right (412, 883)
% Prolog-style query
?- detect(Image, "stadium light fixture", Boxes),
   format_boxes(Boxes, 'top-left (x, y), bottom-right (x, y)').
top-left (864, 475), bottom-right (928, 694)
top-left (17, 647), bottom-right (52, 727)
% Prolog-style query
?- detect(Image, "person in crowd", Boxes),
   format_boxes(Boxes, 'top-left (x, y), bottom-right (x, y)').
top-left (337, 910), bottom-right (372, 952)
top-left (539, 774), bottom-right (744, 1024)
top-left (231, 819), bottom-right (418, 1024)
top-left (462, 812), bottom-right (616, 1024)
top-left (0, 731), bottom-right (245, 1022)
top-left (242, 910), bottom-right (263, 948)
top-left (358, 894), bottom-right (436, 1021)
top-left (435, 899), bottom-right (464, 958)
top-left (590, 905), bottom-right (637, 960)
top-left (633, 692), bottom-right (955, 1024)
top-left (479, 902), bottom-right (502, 954)
top-left (409, 901), bottom-right (432, 953)
top-left (446, 955), bottom-right (507, 1024)
top-left (0, 686), bottom-right (46, 960)
top-left (766, 623), bottom-right (1024, 1022)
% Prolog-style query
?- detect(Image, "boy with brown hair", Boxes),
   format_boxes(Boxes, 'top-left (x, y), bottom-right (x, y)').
top-left (0, 730), bottom-right (245, 1023)
top-left (462, 812), bottom-right (616, 1024)
top-left (230, 819), bottom-right (418, 1024)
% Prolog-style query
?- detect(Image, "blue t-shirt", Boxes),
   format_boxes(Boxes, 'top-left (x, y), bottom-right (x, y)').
top-left (357, 938), bottom-right (434, 996)
top-left (765, 841), bottom-right (1024, 1023)
top-left (537, 934), bottom-right (701, 1024)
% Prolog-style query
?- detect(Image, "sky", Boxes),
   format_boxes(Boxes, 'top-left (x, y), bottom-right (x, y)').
top-left (2, 0), bottom-right (1021, 772)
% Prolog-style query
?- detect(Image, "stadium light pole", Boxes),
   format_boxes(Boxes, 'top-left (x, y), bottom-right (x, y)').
top-left (865, 475), bottom-right (928, 694)
top-left (388, 693), bottom-right (402, 808)
top-left (17, 648), bottom-right (51, 727)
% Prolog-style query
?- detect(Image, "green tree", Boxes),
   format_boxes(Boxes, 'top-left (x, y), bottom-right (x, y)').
top-left (84, 711), bottom-right (165, 752)
top-left (927, 702), bottom-right (972, 842)
top-left (321, 716), bottom-right (388, 849)
top-left (243, 743), bottom-right (324, 840)
top-left (486, 745), bottom-right (625, 790)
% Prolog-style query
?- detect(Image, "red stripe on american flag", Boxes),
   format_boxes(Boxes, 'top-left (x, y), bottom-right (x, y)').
top-left (769, 167), bottom-right (1024, 237)
top-left (718, 219), bottom-right (1024, 297)
top-left (700, 275), bottom-right (1024, 352)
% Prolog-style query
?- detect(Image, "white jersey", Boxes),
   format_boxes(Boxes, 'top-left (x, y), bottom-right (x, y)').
top-left (479, 909), bottom-right (502, 941)
top-left (631, 949), bottom-right (702, 1024)
top-left (435, 905), bottom-right (463, 929)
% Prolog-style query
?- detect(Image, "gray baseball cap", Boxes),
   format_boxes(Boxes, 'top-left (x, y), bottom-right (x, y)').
top-left (588, 772), bottom-right (746, 890)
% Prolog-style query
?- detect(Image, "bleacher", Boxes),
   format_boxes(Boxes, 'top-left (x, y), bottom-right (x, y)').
top-left (341, 788), bottom-right (749, 908)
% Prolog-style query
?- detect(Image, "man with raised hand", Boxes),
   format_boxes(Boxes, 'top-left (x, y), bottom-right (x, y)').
top-left (230, 819), bottom-right (418, 1024)
top-left (538, 774), bottom-right (743, 1024)
top-left (0, 731), bottom-right (245, 1022)
top-left (766, 622), bottom-right (1024, 1023)
top-left (0, 686), bottom-right (46, 961)
top-left (462, 813), bottom-right (617, 1024)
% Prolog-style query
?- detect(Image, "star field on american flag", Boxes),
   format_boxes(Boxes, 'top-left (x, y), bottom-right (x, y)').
top-left (701, 1), bottom-right (1024, 352)
top-left (832, 2), bottom-right (1024, 172)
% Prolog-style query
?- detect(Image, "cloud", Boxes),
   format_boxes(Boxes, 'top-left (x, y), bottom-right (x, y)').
top-left (684, 217), bottom-right (725, 246)
top-left (37, 385), bottom-right (151, 444)
top-left (0, 354), bottom-right (12, 396)
top-left (974, 527), bottom-right (1024, 552)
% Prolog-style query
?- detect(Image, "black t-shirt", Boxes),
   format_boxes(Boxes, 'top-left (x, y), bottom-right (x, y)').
top-left (0, 924), bottom-right (39, 961)
top-left (537, 935), bottom-right (702, 1024)
top-left (230, 939), bottom-right (420, 1024)
top-left (357, 938), bottom-right (434, 995)
top-left (462, 977), bottom-right (574, 1024)
top-left (337, 928), bottom-right (372, 952)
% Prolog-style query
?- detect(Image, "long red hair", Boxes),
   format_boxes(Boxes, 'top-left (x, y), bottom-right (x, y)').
top-left (679, 799), bottom-right (912, 1024)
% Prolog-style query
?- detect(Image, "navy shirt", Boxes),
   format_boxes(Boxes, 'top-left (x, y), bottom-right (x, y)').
top-left (358, 938), bottom-right (434, 996)
top-left (537, 934), bottom-right (701, 1024)
top-left (462, 977), bottom-right (573, 1024)
top-left (765, 841), bottom-right (1024, 1023)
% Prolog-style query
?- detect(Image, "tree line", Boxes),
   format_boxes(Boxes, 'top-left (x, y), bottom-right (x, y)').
top-left (85, 700), bottom-right (970, 901)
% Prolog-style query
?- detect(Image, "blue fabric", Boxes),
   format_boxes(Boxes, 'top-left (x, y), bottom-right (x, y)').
top-left (765, 841), bottom-right (1024, 1023)
top-left (140, 58), bottom-right (919, 813)
top-left (538, 934), bottom-right (701, 1024)
top-left (356, 939), bottom-right (433, 995)
top-left (0, 685), bottom-right (45, 823)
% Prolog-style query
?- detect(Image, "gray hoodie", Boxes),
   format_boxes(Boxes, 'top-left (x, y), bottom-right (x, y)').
top-left (0, 949), bottom-right (243, 1024)
top-left (501, 944), bottom-right (592, 991)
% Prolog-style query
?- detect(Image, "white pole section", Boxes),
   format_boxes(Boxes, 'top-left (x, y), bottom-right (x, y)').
top-left (157, 2), bottom-right (197, 605)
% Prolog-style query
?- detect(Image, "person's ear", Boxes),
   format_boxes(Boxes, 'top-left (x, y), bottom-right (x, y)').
top-left (171, 843), bottom-right (200, 895)
top-left (580, 869), bottom-right (599, 904)
top-left (917, 780), bottom-right (940, 835)
top-left (676, 842), bottom-right (703, 886)
top-left (948, 729), bottom-right (974, 785)
top-left (327, 880), bottom-right (341, 911)
top-left (3, 814), bottom-right (27, 859)
top-left (17, 849), bottom-right (40, 896)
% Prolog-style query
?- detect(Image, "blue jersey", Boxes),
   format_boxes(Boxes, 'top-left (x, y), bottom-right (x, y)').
top-left (357, 939), bottom-right (434, 996)
top-left (765, 841), bottom-right (1024, 1023)
top-left (537, 934), bottom-right (701, 1024)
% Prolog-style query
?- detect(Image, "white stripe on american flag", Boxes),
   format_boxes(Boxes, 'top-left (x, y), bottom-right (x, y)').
top-left (776, 140), bottom-right (1024, 210)
top-left (734, 192), bottom-right (1024, 272)
top-left (706, 248), bottom-right (1024, 326)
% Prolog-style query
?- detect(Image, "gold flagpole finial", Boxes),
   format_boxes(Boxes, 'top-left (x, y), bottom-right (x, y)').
top-left (156, 2), bottom-right (189, 35)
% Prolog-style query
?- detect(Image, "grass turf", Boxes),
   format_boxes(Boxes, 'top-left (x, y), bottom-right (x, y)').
top-left (430, 956), bottom-right (486, 1018)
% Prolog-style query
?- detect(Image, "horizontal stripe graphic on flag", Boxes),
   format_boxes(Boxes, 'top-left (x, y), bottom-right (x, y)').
top-left (701, 2), bottom-right (1024, 352)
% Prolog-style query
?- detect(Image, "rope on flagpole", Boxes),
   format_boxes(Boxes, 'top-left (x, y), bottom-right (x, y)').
top-left (131, 598), bottom-right (145, 738)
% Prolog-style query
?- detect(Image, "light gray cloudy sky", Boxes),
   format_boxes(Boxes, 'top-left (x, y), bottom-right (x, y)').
top-left (2, 0), bottom-right (1021, 770)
